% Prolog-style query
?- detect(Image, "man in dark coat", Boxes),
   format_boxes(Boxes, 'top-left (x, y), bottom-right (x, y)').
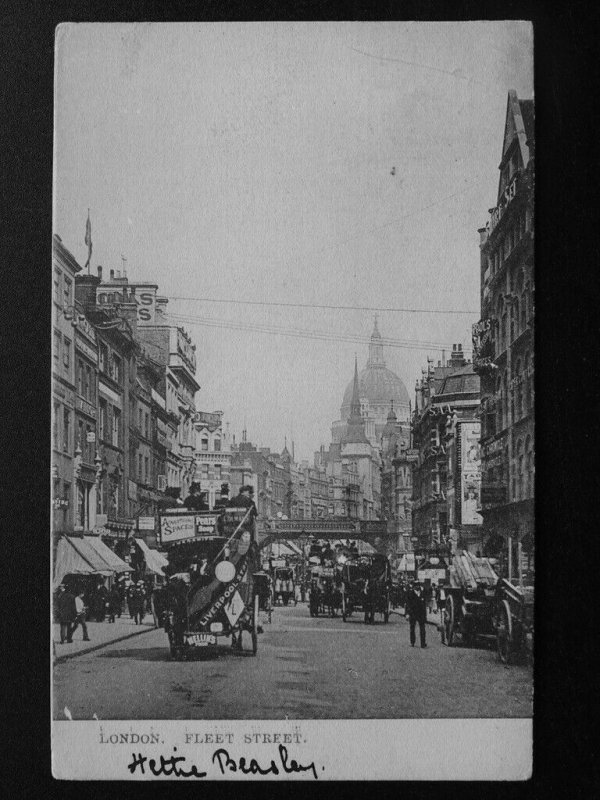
top-left (213, 483), bottom-right (230, 510)
top-left (228, 485), bottom-right (258, 518)
top-left (405, 581), bottom-right (427, 648)
top-left (183, 483), bottom-right (209, 511)
top-left (107, 585), bottom-right (122, 623)
top-left (55, 584), bottom-right (77, 644)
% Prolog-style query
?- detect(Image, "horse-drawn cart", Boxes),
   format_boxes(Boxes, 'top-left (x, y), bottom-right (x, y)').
top-left (494, 578), bottom-right (534, 665)
top-left (441, 550), bottom-right (498, 647)
top-left (340, 554), bottom-right (391, 624)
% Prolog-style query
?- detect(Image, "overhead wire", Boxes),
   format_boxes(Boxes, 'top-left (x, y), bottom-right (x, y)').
top-left (169, 296), bottom-right (479, 315)
top-left (163, 311), bottom-right (473, 354)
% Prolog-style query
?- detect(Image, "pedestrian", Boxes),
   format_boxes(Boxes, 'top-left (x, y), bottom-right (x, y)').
top-left (70, 590), bottom-right (91, 641)
top-left (126, 581), bottom-right (136, 618)
top-left (93, 581), bottom-right (109, 622)
top-left (228, 485), bottom-right (258, 519)
top-left (107, 584), bottom-right (121, 623)
top-left (405, 581), bottom-right (427, 648)
top-left (55, 584), bottom-right (77, 644)
top-left (133, 581), bottom-right (146, 625)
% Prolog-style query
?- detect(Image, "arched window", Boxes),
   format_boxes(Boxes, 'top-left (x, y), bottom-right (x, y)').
top-left (517, 439), bottom-right (524, 501)
top-left (523, 353), bottom-right (531, 413)
top-left (526, 436), bottom-right (534, 498)
top-left (515, 359), bottom-right (523, 419)
top-left (496, 374), bottom-right (503, 431)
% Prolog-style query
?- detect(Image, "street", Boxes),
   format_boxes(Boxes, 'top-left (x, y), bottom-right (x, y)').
top-left (54, 603), bottom-right (532, 720)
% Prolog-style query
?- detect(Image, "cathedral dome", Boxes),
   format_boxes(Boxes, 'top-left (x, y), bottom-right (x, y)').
top-left (340, 321), bottom-right (410, 421)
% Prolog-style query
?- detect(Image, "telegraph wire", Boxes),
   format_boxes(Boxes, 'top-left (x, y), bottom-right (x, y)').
top-left (163, 311), bottom-right (473, 354)
top-left (169, 296), bottom-right (479, 315)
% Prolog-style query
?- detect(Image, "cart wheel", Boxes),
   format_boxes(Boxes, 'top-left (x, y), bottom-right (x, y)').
top-left (444, 595), bottom-right (455, 646)
top-left (251, 594), bottom-right (259, 656)
top-left (497, 599), bottom-right (513, 664)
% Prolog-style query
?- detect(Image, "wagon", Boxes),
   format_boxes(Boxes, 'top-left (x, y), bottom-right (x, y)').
top-left (494, 578), bottom-right (534, 665)
top-left (441, 550), bottom-right (498, 647)
top-left (159, 507), bottom-right (261, 658)
top-left (340, 555), bottom-right (392, 624)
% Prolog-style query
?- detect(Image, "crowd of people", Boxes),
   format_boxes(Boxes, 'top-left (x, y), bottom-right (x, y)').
top-left (54, 575), bottom-right (161, 644)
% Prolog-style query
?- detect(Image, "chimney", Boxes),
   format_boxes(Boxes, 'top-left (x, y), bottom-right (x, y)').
top-left (110, 269), bottom-right (115, 280)
top-left (116, 270), bottom-right (121, 279)
top-left (97, 265), bottom-right (103, 281)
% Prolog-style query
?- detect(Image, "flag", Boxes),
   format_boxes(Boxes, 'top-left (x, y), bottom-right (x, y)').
top-left (84, 210), bottom-right (92, 271)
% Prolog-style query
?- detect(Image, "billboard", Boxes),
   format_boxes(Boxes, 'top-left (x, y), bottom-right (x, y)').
top-left (460, 422), bottom-right (482, 526)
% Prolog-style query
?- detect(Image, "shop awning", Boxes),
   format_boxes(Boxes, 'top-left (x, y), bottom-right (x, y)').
top-left (53, 536), bottom-right (113, 588)
top-left (85, 536), bottom-right (131, 574)
top-left (135, 538), bottom-right (168, 576)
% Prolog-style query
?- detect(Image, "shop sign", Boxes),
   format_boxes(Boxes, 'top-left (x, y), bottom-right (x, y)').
top-left (460, 422), bottom-right (482, 526)
top-left (138, 516), bottom-right (155, 531)
top-left (472, 318), bottom-right (495, 370)
top-left (406, 449), bottom-right (419, 462)
top-left (417, 568), bottom-right (447, 582)
top-left (483, 435), bottom-right (507, 458)
top-left (75, 315), bottom-right (97, 345)
top-left (159, 514), bottom-right (196, 544)
top-left (86, 430), bottom-right (96, 443)
top-left (77, 396), bottom-right (96, 418)
top-left (75, 337), bottom-right (97, 363)
top-left (195, 515), bottom-right (218, 536)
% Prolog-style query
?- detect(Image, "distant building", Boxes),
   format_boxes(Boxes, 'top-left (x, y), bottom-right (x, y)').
top-left (193, 410), bottom-right (231, 508)
top-left (473, 90), bottom-right (534, 582)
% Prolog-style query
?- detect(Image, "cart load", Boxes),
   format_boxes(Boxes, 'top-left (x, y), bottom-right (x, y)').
top-left (158, 507), bottom-right (261, 658)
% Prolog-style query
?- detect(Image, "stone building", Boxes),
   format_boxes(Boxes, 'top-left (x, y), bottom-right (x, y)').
top-left (473, 90), bottom-right (535, 582)
top-left (411, 345), bottom-right (481, 550)
top-left (193, 410), bottom-right (231, 509)
top-left (52, 235), bottom-right (82, 535)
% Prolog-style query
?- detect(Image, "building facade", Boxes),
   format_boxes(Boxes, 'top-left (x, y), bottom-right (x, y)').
top-left (473, 90), bottom-right (535, 582)
top-left (193, 410), bottom-right (231, 508)
top-left (52, 235), bottom-right (82, 535)
top-left (411, 345), bottom-right (481, 551)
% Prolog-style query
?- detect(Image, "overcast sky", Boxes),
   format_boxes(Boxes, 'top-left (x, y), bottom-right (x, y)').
top-left (54, 22), bottom-right (533, 461)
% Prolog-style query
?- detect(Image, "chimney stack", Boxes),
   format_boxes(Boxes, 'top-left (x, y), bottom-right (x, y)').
top-left (110, 269), bottom-right (115, 280)
top-left (97, 265), bottom-right (103, 281)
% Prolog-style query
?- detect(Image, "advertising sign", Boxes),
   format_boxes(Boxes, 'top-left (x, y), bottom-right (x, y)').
top-left (460, 422), bottom-right (482, 526)
top-left (159, 514), bottom-right (196, 544)
top-left (195, 515), bottom-right (218, 537)
top-left (137, 516), bottom-right (155, 531)
top-left (417, 568), bottom-right (447, 583)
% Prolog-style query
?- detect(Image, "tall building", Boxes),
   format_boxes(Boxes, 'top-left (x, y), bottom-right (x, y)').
top-left (473, 90), bottom-right (535, 582)
top-left (380, 402), bottom-right (413, 550)
top-left (52, 235), bottom-right (82, 535)
top-left (193, 410), bottom-right (231, 508)
top-left (411, 345), bottom-right (481, 550)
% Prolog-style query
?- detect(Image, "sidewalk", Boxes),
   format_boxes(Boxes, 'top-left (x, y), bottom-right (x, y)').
top-left (53, 616), bottom-right (156, 663)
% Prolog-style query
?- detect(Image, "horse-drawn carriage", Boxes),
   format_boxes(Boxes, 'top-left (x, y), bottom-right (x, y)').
top-left (158, 507), bottom-right (261, 659)
top-left (340, 554), bottom-right (392, 624)
top-left (308, 566), bottom-right (341, 617)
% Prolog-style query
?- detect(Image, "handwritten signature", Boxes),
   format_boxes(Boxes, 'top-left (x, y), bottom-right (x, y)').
top-left (127, 744), bottom-right (319, 779)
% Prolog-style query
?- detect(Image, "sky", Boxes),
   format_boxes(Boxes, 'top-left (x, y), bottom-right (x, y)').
top-left (54, 22), bottom-right (533, 462)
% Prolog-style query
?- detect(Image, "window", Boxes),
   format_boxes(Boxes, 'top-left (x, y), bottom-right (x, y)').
top-left (145, 412), bottom-right (150, 439)
top-left (515, 360), bottom-right (523, 419)
top-left (214, 464), bottom-right (222, 480)
top-left (77, 360), bottom-right (83, 396)
top-left (84, 364), bottom-right (91, 400)
top-left (64, 276), bottom-right (72, 307)
top-left (78, 420), bottom-right (84, 453)
top-left (524, 354), bottom-right (532, 412)
top-left (138, 408), bottom-right (143, 430)
top-left (201, 463), bottom-right (209, 479)
top-left (526, 437), bottom-right (534, 498)
top-left (138, 453), bottom-right (143, 480)
top-left (54, 270), bottom-right (61, 303)
top-left (63, 337), bottom-right (71, 369)
top-left (53, 402), bottom-right (60, 449)
top-left (110, 354), bottom-right (122, 383)
top-left (99, 399), bottom-right (107, 441)
top-left (144, 456), bottom-right (149, 483)
top-left (214, 437), bottom-right (221, 452)
top-left (112, 407), bottom-right (121, 447)
top-left (63, 408), bottom-right (71, 452)
top-left (511, 298), bottom-right (519, 340)
top-left (517, 439), bottom-right (524, 501)
top-left (99, 343), bottom-right (108, 373)
top-left (201, 438), bottom-right (209, 452)
top-left (85, 424), bottom-right (92, 462)
top-left (53, 330), bottom-right (61, 366)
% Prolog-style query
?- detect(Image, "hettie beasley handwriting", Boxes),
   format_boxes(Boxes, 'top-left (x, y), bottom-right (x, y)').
top-left (127, 744), bottom-right (321, 779)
